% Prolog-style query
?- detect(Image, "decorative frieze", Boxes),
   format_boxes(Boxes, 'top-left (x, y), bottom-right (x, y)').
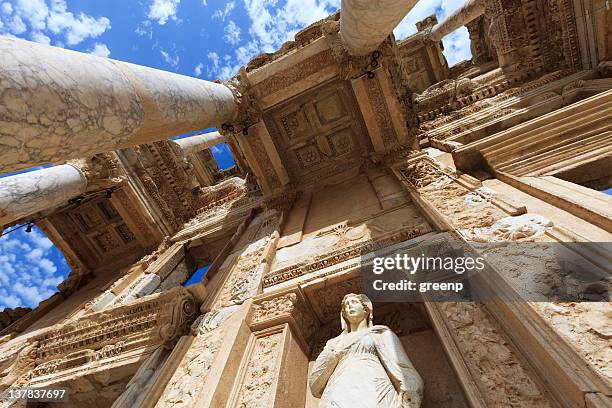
top-left (395, 155), bottom-right (451, 191)
top-left (263, 224), bottom-right (429, 288)
top-left (0, 287), bottom-right (198, 390)
top-left (251, 49), bottom-right (336, 98)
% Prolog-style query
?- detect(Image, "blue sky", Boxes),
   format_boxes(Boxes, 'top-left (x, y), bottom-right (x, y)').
top-left (0, 0), bottom-right (485, 311)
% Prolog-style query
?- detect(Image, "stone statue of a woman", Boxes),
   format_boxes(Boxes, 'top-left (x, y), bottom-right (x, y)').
top-left (309, 293), bottom-right (423, 408)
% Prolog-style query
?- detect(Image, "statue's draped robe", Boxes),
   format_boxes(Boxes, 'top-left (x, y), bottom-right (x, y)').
top-left (309, 325), bottom-right (423, 408)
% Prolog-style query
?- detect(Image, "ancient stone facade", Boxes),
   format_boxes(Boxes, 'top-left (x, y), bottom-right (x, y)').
top-left (0, 0), bottom-right (611, 407)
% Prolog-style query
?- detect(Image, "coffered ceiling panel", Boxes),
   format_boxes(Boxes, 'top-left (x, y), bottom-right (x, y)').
top-left (263, 79), bottom-right (372, 186)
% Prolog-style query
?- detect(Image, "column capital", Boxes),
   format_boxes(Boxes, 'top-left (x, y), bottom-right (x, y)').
top-left (221, 69), bottom-right (262, 134)
top-left (248, 289), bottom-right (319, 354)
top-left (67, 152), bottom-right (126, 193)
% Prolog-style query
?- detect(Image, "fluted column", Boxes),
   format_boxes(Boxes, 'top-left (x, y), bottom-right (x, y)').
top-left (340, 0), bottom-right (419, 56)
top-left (0, 165), bottom-right (87, 227)
top-left (0, 37), bottom-right (238, 174)
top-left (173, 132), bottom-right (226, 155)
top-left (429, 0), bottom-right (485, 42)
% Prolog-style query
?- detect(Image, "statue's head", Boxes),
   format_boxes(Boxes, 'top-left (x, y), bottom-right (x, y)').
top-left (340, 293), bottom-right (373, 333)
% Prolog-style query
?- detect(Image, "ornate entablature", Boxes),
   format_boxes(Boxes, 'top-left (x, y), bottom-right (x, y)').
top-left (0, 287), bottom-right (198, 390)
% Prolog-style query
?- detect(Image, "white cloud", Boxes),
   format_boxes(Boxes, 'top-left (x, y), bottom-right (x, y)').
top-left (27, 229), bottom-right (53, 250)
top-left (206, 50), bottom-right (239, 80)
top-left (15, 0), bottom-right (48, 30)
top-left (194, 62), bottom-right (204, 76)
top-left (89, 42), bottom-right (111, 57)
top-left (135, 20), bottom-right (153, 38)
top-left (0, 0), bottom-right (111, 46)
top-left (441, 26), bottom-right (471, 66)
top-left (160, 49), bottom-right (179, 69)
top-left (212, 1), bottom-right (235, 21)
top-left (223, 20), bottom-right (241, 45)
top-left (47, 1), bottom-right (111, 46)
top-left (30, 30), bottom-right (50, 44)
top-left (7, 15), bottom-right (26, 33)
top-left (203, 0), bottom-right (339, 80)
top-left (39, 258), bottom-right (57, 274)
top-left (1, 2), bottom-right (13, 14)
top-left (0, 227), bottom-right (69, 311)
top-left (147, 0), bottom-right (180, 25)
top-left (26, 248), bottom-right (43, 261)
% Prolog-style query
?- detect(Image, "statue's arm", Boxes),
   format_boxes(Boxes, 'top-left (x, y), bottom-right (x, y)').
top-left (376, 329), bottom-right (424, 407)
top-left (309, 340), bottom-right (343, 398)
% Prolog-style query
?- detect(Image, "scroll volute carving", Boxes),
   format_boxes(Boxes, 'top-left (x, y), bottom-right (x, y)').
top-left (157, 289), bottom-right (199, 348)
top-left (248, 290), bottom-right (319, 354)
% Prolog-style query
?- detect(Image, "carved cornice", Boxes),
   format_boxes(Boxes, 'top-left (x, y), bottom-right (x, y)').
top-left (263, 224), bottom-right (430, 288)
top-left (2, 287), bottom-right (199, 388)
top-left (251, 49), bottom-right (336, 99)
top-left (370, 145), bottom-right (422, 166)
top-left (197, 177), bottom-right (248, 214)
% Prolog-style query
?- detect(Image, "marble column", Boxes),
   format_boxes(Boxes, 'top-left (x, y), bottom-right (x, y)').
top-left (173, 132), bottom-right (226, 155)
top-left (0, 164), bottom-right (87, 227)
top-left (429, 0), bottom-right (485, 42)
top-left (340, 0), bottom-right (419, 56)
top-left (0, 37), bottom-right (238, 174)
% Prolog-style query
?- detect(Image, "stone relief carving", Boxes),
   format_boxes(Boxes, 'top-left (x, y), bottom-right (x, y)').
top-left (223, 69), bottom-right (261, 132)
top-left (155, 324), bottom-right (227, 408)
top-left (251, 49), bottom-right (336, 98)
top-left (197, 176), bottom-right (247, 214)
top-left (0, 287), bottom-right (198, 390)
top-left (265, 222), bottom-right (429, 288)
top-left (320, 20), bottom-right (370, 80)
top-left (460, 214), bottom-right (553, 243)
top-left (250, 292), bottom-right (317, 346)
top-left (247, 130), bottom-right (282, 190)
top-left (68, 153), bottom-right (126, 193)
top-left (155, 305), bottom-right (240, 408)
top-left (439, 302), bottom-right (552, 407)
top-left (366, 75), bottom-right (399, 149)
top-left (396, 157), bottom-right (451, 190)
top-left (233, 332), bottom-right (283, 408)
top-left (309, 293), bottom-right (423, 407)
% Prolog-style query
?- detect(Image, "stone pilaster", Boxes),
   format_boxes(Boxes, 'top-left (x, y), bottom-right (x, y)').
top-left (151, 209), bottom-right (284, 408)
